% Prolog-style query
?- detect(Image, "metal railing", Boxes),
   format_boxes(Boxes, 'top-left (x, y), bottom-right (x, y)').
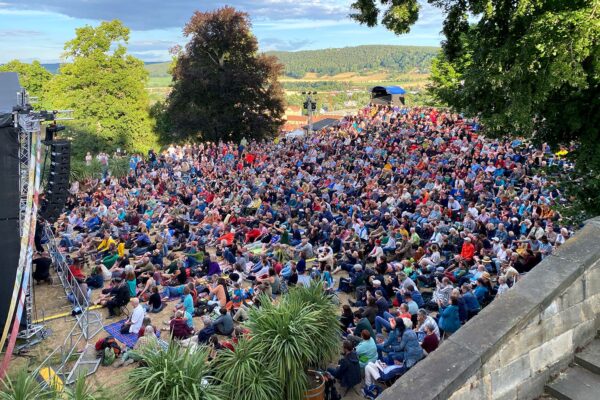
top-left (32, 224), bottom-right (104, 387)
top-left (43, 224), bottom-right (103, 340)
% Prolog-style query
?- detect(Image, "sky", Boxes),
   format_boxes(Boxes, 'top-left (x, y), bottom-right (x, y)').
top-left (0, 1), bottom-right (445, 63)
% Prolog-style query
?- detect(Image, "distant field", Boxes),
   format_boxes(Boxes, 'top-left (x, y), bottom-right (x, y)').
top-left (280, 71), bottom-right (392, 82)
top-left (141, 45), bottom-right (436, 107)
top-left (145, 72), bottom-right (432, 108)
top-left (147, 76), bottom-right (172, 87)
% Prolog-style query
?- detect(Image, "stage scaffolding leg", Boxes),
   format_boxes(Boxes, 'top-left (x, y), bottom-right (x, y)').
top-left (14, 118), bottom-right (47, 353)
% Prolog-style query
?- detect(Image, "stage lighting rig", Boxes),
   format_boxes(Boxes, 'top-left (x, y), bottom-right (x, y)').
top-left (301, 91), bottom-right (318, 135)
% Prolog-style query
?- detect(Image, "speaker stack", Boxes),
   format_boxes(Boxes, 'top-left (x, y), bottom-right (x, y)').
top-left (40, 140), bottom-right (71, 222)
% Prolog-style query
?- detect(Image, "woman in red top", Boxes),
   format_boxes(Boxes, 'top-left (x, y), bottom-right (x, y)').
top-left (460, 237), bottom-right (475, 262)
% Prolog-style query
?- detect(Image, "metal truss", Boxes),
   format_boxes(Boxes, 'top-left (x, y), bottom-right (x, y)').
top-left (17, 115), bottom-right (37, 235)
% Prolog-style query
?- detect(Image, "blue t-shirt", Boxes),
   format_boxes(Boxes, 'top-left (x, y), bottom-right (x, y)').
top-left (182, 294), bottom-right (194, 316)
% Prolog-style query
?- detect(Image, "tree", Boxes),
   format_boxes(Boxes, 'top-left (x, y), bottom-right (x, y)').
top-left (350, 0), bottom-right (420, 35)
top-left (351, 1), bottom-right (600, 218)
top-left (45, 20), bottom-right (156, 155)
top-left (0, 60), bottom-right (52, 108)
top-left (162, 7), bottom-right (285, 143)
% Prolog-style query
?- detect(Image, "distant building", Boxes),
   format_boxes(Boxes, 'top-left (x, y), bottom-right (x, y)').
top-left (285, 105), bottom-right (302, 116)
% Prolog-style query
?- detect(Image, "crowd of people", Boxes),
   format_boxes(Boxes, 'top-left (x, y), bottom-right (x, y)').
top-left (48, 104), bottom-right (574, 396)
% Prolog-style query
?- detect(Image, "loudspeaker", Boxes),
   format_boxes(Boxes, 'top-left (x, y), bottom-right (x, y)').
top-left (0, 123), bottom-right (20, 343)
top-left (41, 140), bottom-right (71, 222)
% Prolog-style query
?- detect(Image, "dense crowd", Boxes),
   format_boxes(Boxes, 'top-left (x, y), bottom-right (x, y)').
top-left (45, 104), bottom-right (574, 396)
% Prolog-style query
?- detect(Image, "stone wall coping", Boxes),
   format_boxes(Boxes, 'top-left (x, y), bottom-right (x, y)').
top-left (380, 217), bottom-right (600, 400)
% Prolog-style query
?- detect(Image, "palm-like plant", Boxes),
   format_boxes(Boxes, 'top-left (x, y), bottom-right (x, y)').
top-left (63, 374), bottom-right (109, 400)
top-left (126, 343), bottom-right (223, 400)
top-left (286, 282), bottom-right (342, 366)
top-left (242, 282), bottom-right (341, 400)
top-left (107, 158), bottom-right (130, 179)
top-left (0, 369), bottom-right (54, 400)
top-left (214, 338), bottom-right (281, 400)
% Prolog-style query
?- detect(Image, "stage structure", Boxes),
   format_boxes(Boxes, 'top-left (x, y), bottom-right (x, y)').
top-left (371, 85), bottom-right (406, 106)
top-left (0, 72), bottom-right (88, 381)
top-left (0, 72), bottom-right (45, 377)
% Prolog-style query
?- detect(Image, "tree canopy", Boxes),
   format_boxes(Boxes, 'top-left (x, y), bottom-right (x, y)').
top-left (351, 0), bottom-right (600, 217)
top-left (160, 6), bottom-right (285, 143)
top-left (0, 60), bottom-right (52, 108)
top-left (45, 20), bottom-right (156, 155)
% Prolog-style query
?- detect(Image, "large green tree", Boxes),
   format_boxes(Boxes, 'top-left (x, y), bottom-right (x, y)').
top-left (162, 6), bottom-right (285, 143)
top-left (351, 0), bottom-right (600, 218)
top-left (46, 20), bottom-right (156, 155)
top-left (0, 60), bottom-right (52, 108)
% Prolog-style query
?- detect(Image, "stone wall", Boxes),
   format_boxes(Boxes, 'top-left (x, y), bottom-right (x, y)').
top-left (381, 217), bottom-right (600, 400)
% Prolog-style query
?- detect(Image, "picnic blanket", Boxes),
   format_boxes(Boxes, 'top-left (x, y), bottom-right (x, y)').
top-left (104, 319), bottom-right (169, 349)
top-left (104, 319), bottom-right (139, 349)
top-left (103, 319), bottom-right (162, 349)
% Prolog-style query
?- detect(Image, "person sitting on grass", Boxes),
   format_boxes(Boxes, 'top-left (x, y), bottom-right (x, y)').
top-left (113, 325), bottom-right (158, 368)
top-left (168, 310), bottom-right (193, 340)
top-left (327, 340), bottom-right (361, 391)
top-left (213, 307), bottom-right (234, 336)
top-left (355, 330), bottom-right (378, 369)
top-left (143, 286), bottom-right (164, 313)
top-left (95, 278), bottom-right (130, 318)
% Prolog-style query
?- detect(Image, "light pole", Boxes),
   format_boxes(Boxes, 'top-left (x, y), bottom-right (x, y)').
top-left (302, 91), bottom-right (317, 135)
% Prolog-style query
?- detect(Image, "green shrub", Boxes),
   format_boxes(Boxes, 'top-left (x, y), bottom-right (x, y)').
top-left (126, 343), bottom-right (223, 400)
top-left (0, 369), bottom-right (54, 400)
top-left (238, 282), bottom-right (341, 400)
top-left (63, 374), bottom-right (110, 400)
top-left (214, 338), bottom-right (281, 400)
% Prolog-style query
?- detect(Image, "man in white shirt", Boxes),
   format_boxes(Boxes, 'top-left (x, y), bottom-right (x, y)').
top-left (128, 297), bottom-right (146, 334)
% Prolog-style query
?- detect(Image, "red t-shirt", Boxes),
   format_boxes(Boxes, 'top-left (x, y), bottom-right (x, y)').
top-left (422, 333), bottom-right (439, 354)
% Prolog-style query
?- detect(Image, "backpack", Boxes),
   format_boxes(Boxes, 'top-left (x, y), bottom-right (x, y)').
top-left (324, 379), bottom-right (341, 400)
top-left (95, 336), bottom-right (122, 359)
top-left (102, 347), bottom-right (116, 366)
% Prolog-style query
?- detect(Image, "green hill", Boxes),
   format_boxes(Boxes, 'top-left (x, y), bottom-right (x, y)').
top-left (141, 45), bottom-right (439, 79)
top-left (269, 45), bottom-right (439, 78)
top-left (145, 61), bottom-right (171, 77)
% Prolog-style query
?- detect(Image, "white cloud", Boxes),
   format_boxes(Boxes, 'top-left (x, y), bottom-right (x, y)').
top-left (254, 19), bottom-right (353, 31)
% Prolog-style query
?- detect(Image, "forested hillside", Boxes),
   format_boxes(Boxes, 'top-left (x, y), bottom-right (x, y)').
top-left (268, 45), bottom-right (438, 78)
top-left (40, 45), bottom-right (438, 79)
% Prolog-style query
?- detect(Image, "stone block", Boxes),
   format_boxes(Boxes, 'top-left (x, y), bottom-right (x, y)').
top-left (572, 319), bottom-right (600, 350)
top-left (496, 322), bottom-right (544, 366)
top-left (490, 354), bottom-right (531, 398)
top-left (541, 300), bottom-right (559, 320)
top-left (517, 264), bottom-right (584, 310)
top-left (448, 373), bottom-right (487, 400)
top-left (559, 276), bottom-right (585, 310)
top-left (448, 290), bottom-right (538, 361)
top-left (584, 264), bottom-right (600, 297)
top-left (379, 340), bottom-right (481, 400)
top-left (493, 386), bottom-right (518, 400)
top-left (541, 302), bottom-right (590, 343)
top-left (481, 352), bottom-right (502, 376)
top-left (515, 368), bottom-right (553, 400)
top-left (585, 292), bottom-right (600, 314)
top-left (529, 329), bottom-right (573, 373)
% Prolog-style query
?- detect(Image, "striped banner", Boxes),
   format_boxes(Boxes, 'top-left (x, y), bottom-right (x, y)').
top-left (0, 129), bottom-right (42, 378)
